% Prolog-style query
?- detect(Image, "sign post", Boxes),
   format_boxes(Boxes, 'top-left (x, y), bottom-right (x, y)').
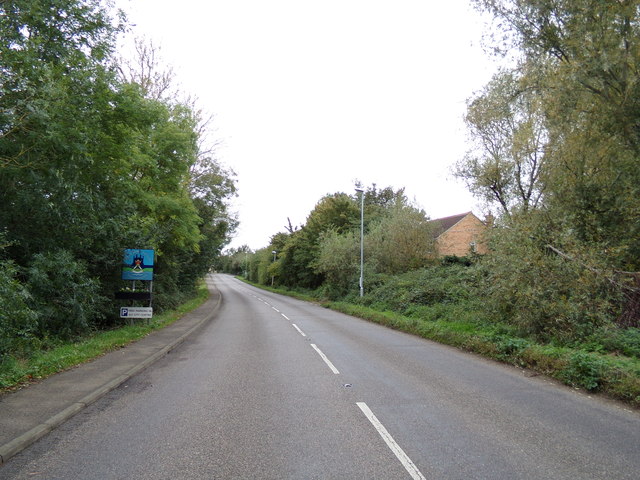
top-left (122, 249), bottom-right (154, 281)
top-left (117, 249), bottom-right (155, 321)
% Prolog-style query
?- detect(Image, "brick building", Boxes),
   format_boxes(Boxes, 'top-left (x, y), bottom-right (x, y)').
top-left (431, 212), bottom-right (489, 257)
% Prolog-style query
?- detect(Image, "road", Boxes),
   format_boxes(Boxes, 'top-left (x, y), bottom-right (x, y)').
top-left (2, 274), bottom-right (639, 479)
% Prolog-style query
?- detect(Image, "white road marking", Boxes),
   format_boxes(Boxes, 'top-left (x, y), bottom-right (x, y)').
top-left (356, 402), bottom-right (426, 480)
top-left (271, 306), bottom-right (280, 313)
top-left (281, 313), bottom-right (290, 321)
top-left (310, 344), bottom-right (340, 374)
top-left (292, 324), bottom-right (306, 337)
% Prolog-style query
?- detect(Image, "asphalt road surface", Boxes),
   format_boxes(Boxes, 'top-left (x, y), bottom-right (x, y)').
top-left (2, 274), bottom-right (639, 479)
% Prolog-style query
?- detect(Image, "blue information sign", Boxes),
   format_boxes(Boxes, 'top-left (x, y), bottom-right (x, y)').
top-left (122, 249), bottom-right (154, 281)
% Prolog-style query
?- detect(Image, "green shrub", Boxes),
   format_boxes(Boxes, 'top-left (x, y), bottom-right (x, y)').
top-left (482, 222), bottom-right (620, 343)
top-left (598, 328), bottom-right (640, 358)
top-left (495, 336), bottom-right (531, 358)
top-left (0, 260), bottom-right (39, 358)
top-left (27, 250), bottom-right (106, 339)
top-left (559, 351), bottom-right (608, 391)
top-left (360, 264), bottom-right (481, 314)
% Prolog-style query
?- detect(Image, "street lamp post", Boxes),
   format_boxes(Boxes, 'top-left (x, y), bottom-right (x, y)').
top-left (355, 187), bottom-right (364, 297)
top-left (271, 250), bottom-right (277, 286)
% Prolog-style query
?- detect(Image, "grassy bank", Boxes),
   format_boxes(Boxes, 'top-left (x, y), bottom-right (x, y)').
top-left (328, 302), bottom-right (640, 408)
top-left (0, 282), bottom-right (210, 391)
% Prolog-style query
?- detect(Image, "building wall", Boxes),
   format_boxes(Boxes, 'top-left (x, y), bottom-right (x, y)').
top-left (435, 213), bottom-right (488, 257)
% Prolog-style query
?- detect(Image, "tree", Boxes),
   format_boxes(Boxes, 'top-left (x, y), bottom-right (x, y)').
top-left (356, 183), bottom-right (412, 227)
top-left (116, 37), bottom-right (176, 101)
top-left (455, 68), bottom-right (547, 217)
top-left (0, 0), bottom-right (134, 313)
top-left (0, 0), bottom-right (122, 165)
top-left (466, 0), bottom-right (640, 336)
top-left (0, 257), bottom-right (38, 358)
top-left (0, 0), bottom-right (237, 338)
top-left (117, 37), bottom-right (238, 282)
top-left (365, 203), bottom-right (436, 275)
top-left (218, 246), bottom-right (252, 276)
top-left (472, 0), bottom-right (640, 268)
top-left (27, 250), bottom-right (104, 339)
top-left (314, 229), bottom-right (359, 297)
top-left (280, 193), bottom-right (359, 289)
top-left (480, 213), bottom-right (621, 341)
top-left (275, 185), bottom-right (432, 292)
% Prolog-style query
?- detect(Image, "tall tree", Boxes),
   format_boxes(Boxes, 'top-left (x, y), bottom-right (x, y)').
top-left (117, 37), bottom-right (238, 281)
top-left (472, 0), bottom-right (640, 268)
top-left (0, 0), bottom-right (237, 337)
top-left (279, 193), bottom-right (359, 289)
top-left (0, 0), bottom-right (128, 263)
top-left (365, 203), bottom-right (435, 274)
top-left (465, 0), bottom-right (640, 337)
top-left (116, 37), bottom-right (176, 101)
top-left (455, 67), bottom-right (547, 217)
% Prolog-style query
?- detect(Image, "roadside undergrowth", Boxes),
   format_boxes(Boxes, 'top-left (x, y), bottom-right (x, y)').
top-left (0, 282), bottom-right (210, 392)
top-left (327, 302), bottom-right (640, 408)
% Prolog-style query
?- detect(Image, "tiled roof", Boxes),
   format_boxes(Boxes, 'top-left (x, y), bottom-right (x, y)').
top-left (430, 212), bottom-right (472, 238)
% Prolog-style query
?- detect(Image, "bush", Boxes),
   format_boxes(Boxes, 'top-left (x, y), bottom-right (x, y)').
top-left (359, 263), bottom-right (482, 316)
top-left (0, 260), bottom-right (39, 358)
top-left (482, 221), bottom-right (620, 343)
top-left (27, 250), bottom-right (106, 339)
top-left (559, 351), bottom-right (608, 391)
top-left (599, 328), bottom-right (640, 358)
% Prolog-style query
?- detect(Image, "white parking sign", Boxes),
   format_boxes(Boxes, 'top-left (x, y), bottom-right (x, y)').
top-left (120, 307), bottom-right (153, 318)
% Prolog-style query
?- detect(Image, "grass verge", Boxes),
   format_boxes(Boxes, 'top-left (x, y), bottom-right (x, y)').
top-left (0, 282), bottom-right (210, 392)
top-left (328, 302), bottom-right (640, 408)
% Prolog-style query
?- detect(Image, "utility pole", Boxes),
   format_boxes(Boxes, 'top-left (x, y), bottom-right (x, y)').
top-left (355, 187), bottom-right (364, 297)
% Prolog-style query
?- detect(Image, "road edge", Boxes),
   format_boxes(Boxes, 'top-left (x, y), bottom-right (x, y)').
top-left (0, 283), bottom-right (222, 465)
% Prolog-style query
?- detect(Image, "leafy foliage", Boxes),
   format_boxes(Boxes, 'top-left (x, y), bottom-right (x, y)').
top-left (0, 258), bottom-right (39, 359)
top-left (455, 67), bottom-right (547, 216)
top-left (358, 263), bottom-right (484, 318)
top-left (314, 229), bottom-right (359, 298)
top-left (27, 250), bottom-right (105, 339)
top-left (460, 0), bottom-right (640, 338)
top-left (279, 193), bottom-right (359, 289)
top-left (365, 203), bottom-right (436, 274)
top-left (0, 0), bottom-right (236, 352)
top-left (481, 217), bottom-right (622, 341)
top-left (233, 185), bottom-right (435, 294)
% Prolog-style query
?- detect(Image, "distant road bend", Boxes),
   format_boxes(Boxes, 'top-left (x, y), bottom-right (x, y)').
top-left (3, 274), bottom-right (640, 479)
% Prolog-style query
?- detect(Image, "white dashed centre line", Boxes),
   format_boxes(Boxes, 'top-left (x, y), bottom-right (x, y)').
top-left (310, 344), bottom-right (340, 374)
top-left (292, 324), bottom-right (306, 337)
top-left (357, 402), bottom-right (426, 480)
top-left (249, 287), bottom-right (424, 479)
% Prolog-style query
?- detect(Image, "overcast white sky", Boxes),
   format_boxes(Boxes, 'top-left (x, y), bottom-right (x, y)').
top-left (114, 0), bottom-right (498, 250)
